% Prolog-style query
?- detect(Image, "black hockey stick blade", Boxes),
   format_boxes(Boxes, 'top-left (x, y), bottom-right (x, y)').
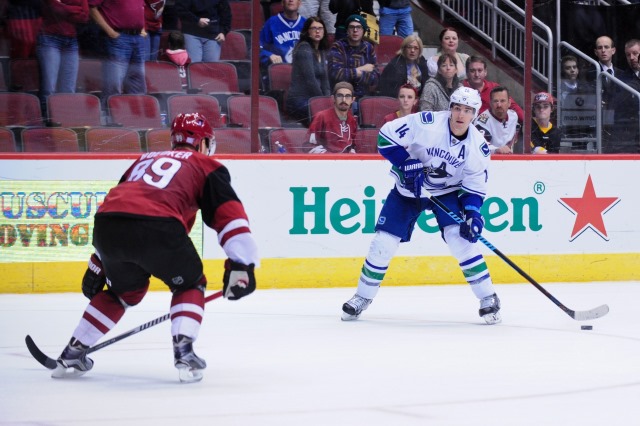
top-left (423, 190), bottom-right (609, 321)
top-left (25, 290), bottom-right (224, 370)
top-left (25, 335), bottom-right (58, 369)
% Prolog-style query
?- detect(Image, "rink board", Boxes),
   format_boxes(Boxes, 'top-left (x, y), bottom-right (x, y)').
top-left (0, 154), bottom-right (638, 293)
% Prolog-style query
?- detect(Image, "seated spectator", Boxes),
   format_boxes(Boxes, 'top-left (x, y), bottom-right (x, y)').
top-left (329, 0), bottom-right (374, 41)
top-left (530, 92), bottom-right (561, 154)
top-left (419, 53), bottom-right (461, 111)
top-left (463, 55), bottom-right (524, 122)
top-left (160, 31), bottom-right (191, 89)
top-left (143, 0), bottom-right (165, 61)
top-left (328, 14), bottom-right (379, 115)
top-left (383, 83), bottom-right (418, 123)
top-left (427, 27), bottom-right (469, 79)
top-left (473, 86), bottom-right (519, 154)
top-left (175, 0), bottom-right (231, 63)
top-left (378, 0), bottom-right (413, 38)
top-left (36, 0), bottom-right (89, 111)
top-left (378, 34), bottom-right (429, 98)
top-left (260, 0), bottom-right (305, 88)
top-left (306, 81), bottom-right (357, 153)
top-left (286, 17), bottom-right (331, 125)
top-left (559, 55), bottom-right (591, 102)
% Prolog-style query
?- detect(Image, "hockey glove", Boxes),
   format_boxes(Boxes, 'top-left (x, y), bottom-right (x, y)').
top-left (400, 159), bottom-right (424, 198)
top-left (459, 209), bottom-right (484, 243)
top-left (82, 253), bottom-right (106, 300)
top-left (223, 259), bottom-right (256, 300)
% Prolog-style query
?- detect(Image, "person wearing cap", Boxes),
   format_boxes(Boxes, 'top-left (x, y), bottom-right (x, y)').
top-left (340, 86), bottom-right (503, 326)
top-left (530, 92), bottom-right (561, 154)
top-left (327, 13), bottom-right (379, 113)
top-left (328, 0), bottom-right (374, 41)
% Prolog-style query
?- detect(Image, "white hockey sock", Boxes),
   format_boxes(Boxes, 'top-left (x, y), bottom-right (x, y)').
top-left (357, 231), bottom-right (401, 300)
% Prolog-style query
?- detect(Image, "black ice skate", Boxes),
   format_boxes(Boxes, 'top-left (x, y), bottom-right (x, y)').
top-left (173, 334), bottom-right (207, 383)
top-left (479, 293), bottom-right (502, 325)
top-left (51, 338), bottom-right (94, 378)
top-left (341, 294), bottom-right (372, 321)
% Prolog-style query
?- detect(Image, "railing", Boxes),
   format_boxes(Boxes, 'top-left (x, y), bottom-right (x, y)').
top-left (428, 0), bottom-right (553, 92)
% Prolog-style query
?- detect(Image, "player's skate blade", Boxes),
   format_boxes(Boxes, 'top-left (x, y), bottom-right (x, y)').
top-left (482, 311), bottom-right (502, 325)
top-left (341, 294), bottom-right (372, 321)
top-left (51, 363), bottom-right (91, 378)
top-left (177, 364), bottom-right (205, 383)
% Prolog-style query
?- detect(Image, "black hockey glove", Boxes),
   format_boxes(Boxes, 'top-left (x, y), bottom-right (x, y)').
top-left (223, 259), bottom-right (256, 300)
top-left (459, 209), bottom-right (484, 243)
top-left (82, 253), bottom-right (106, 300)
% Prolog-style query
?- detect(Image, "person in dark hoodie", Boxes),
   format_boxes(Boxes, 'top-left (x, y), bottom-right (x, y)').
top-left (175, 0), bottom-right (231, 62)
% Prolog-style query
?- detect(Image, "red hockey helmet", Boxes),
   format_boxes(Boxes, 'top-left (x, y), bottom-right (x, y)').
top-left (170, 113), bottom-right (215, 151)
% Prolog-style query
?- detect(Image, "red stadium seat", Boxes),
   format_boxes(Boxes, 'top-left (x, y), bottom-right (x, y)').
top-left (107, 94), bottom-right (163, 129)
top-left (167, 94), bottom-right (222, 128)
top-left (47, 93), bottom-right (102, 127)
top-left (227, 95), bottom-right (281, 128)
top-left (268, 128), bottom-right (309, 153)
top-left (267, 63), bottom-right (292, 114)
top-left (213, 128), bottom-right (253, 153)
top-left (187, 62), bottom-right (240, 93)
top-left (220, 31), bottom-right (249, 60)
top-left (358, 96), bottom-right (398, 128)
top-left (307, 95), bottom-right (333, 121)
top-left (0, 92), bottom-right (43, 127)
top-left (229, 1), bottom-right (263, 30)
top-left (76, 59), bottom-right (103, 95)
top-left (85, 127), bottom-right (142, 152)
top-left (145, 128), bottom-right (171, 152)
top-left (145, 61), bottom-right (183, 94)
top-left (0, 127), bottom-right (17, 152)
top-left (21, 127), bottom-right (80, 152)
top-left (354, 128), bottom-right (380, 154)
top-left (375, 35), bottom-right (404, 65)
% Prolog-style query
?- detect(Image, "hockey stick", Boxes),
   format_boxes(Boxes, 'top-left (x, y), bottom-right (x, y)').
top-left (424, 189), bottom-right (609, 321)
top-left (25, 290), bottom-right (224, 370)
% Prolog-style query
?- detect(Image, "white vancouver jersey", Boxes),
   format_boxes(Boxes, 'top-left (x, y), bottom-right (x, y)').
top-left (378, 110), bottom-right (491, 199)
top-left (473, 109), bottom-right (518, 151)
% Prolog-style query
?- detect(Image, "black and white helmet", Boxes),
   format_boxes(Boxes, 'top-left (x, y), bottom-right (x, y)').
top-left (449, 87), bottom-right (482, 118)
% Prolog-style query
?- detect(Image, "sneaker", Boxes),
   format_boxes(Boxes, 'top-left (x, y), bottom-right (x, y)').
top-left (479, 293), bottom-right (502, 325)
top-left (341, 294), bottom-right (372, 321)
top-left (51, 338), bottom-right (94, 378)
top-left (173, 334), bottom-right (206, 383)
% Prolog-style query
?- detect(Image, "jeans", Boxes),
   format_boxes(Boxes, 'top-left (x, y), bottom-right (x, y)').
top-left (379, 7), bottom-right (414, 38)
top-left (102, 33), bottom-right (147, 104)
top-left (144, 30), bottom-right (162, 61)
top-left (184, 33), bottom-right (221, 63)
top-left (36, 34), bottom-right (79, 104)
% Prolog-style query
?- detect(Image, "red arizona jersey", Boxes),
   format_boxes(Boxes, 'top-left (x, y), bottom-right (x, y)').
top-left (97, 149), bottom-right (249, 244)
top-left (307, 108), bottom-right (357, 153)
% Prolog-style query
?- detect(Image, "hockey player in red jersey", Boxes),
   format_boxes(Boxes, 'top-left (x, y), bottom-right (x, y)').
top-left (52, 113), bottom-right (259, 383)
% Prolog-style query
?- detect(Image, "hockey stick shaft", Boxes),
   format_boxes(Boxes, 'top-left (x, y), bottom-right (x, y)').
top-left (26, 290), bottom-right (224, 369)
top-left (424, 190), bottom-right (608, 320)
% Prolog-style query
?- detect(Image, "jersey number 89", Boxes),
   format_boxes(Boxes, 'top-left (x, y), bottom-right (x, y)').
top-left (127, 158), bottom-right (182, 189)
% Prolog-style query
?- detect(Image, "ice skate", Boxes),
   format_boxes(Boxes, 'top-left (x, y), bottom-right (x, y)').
top-left (51, 338), bottom-right (94, 378)
top-left (479, 293), bottom-right (501, 325)
top-left (341, 294), bottom-right (372, 321)
top-left (173, 334), bottom-right (206, 383)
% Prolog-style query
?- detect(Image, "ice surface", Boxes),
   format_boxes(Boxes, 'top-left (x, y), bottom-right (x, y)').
top-left (1, 282), bottom-right (639, 425)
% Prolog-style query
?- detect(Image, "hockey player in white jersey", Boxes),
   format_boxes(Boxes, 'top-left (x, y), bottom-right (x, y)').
top-left (473, 86), bottom-right (520, 154)
top-left (341, 86), bottom-right (502, 324)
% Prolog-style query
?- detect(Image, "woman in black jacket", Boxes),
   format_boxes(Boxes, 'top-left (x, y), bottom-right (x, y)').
top-left (329, 0), bottom-right (373, 40)
top-left (378, 34), bottom-right (429, 98)
top-left (175, 0), bottom-right (231, 62)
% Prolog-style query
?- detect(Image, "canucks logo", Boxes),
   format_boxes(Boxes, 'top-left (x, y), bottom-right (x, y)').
top-left (424, 162), bottom-right (452, 189)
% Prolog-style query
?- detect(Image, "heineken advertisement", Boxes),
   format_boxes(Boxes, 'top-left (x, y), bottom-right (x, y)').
top-left (0, 156), bottom-right (637, 292)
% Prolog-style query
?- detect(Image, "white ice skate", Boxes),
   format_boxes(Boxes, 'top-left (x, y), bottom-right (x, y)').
top-left (173, 335), bottom-right (206, 383)
top-left (341, 294), bottom-right (372, 321)
top-left (51, 338), bottom-right (94, 379)
top-left (479, 293), bottom-right (501, 325)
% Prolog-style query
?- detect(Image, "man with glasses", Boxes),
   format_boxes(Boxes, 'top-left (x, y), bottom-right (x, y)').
top-left (341, 86), bottom-right (503, 325)
top-left (328, 14), bottom-right (379, 115)
top-left (306, 82), bottom-right (358, 153)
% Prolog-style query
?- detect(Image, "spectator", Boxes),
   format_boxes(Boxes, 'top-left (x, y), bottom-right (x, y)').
top-left (463, 55), bottom-right (525, 122)
top-left (306, 81), bottom-right (357, 153)
top-left (378, 34), bottom-right (429, 98)
top-left (286, 16), bottom-right (331, 125)
top-left (36, 0), bottom-right (89, 111)
top-left (143, 0), bottom-right (165, 61)
top-left (89, 0), bottom-right (147, 107)
top-left (329, 0), bottom-right (374, 41)
top-left (559, 55), bottom-right (591, 103)
top-left (427, 27), bottom-right (469, 80)
top-left (383, 83), bottom-right (418, 123)
top-left (585, 35), bottom-right (623, 109)
top-left (623, 39), bottom-right (640, 86)
top-left (175, 0), bottom-right (231, 63)
top-left (619, 39), bottom-right (640, 151)
top-left (160, 31), bottom-right (191, 89)
top-left (378, 0), bottom-right (413, 38)
top-left (530, 92), bottom-right (561, 154)
top-left (299, 0), bottom-right (336, 35)
top-left (5, 0), bottom-right (42, 59)
top-left (473, 86), bottom-right (519, 154)
top-left (260, 0), bottom-right (305, 88)
top-left (328, 14), bottom-right (379, 114)
top-left (419, 53), bottom-right (461, 112)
